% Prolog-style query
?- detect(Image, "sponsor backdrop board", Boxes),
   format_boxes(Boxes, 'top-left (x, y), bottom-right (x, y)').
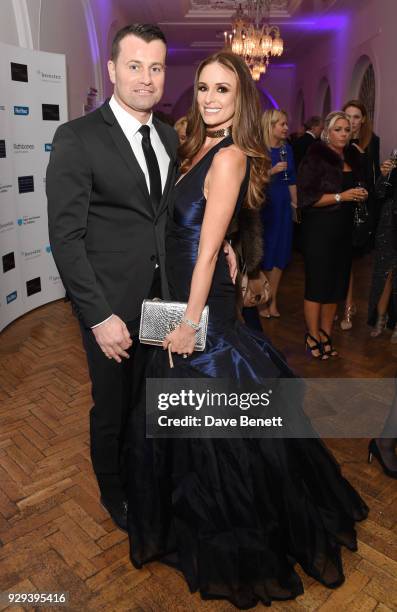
top-left (0, 43), bottom-right (67, 332)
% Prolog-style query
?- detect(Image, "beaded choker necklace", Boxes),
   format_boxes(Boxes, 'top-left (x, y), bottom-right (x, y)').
top-left (206, 125), bottom-right (232, 138)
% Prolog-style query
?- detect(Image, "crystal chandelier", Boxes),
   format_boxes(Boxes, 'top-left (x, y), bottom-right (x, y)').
top-left (224, 1), bottom-right (284, 81)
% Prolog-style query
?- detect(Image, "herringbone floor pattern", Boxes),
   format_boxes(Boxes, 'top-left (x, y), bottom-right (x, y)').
top-left (0, 254), bottom-right (396, 611)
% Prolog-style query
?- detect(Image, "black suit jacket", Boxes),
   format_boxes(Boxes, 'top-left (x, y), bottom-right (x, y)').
top-left (46, 100), bottom-right (179, 328)
top-left (293, 132), bottom-right (316, 169)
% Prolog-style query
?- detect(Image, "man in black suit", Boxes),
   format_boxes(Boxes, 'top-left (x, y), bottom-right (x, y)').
top-left (292, 115), bottom-right (323, 169)
top-left (46, 24), bottom-right (179, 530)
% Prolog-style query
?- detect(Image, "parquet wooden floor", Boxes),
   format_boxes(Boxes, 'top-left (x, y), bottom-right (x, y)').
top-left (0, 252), bottom-right (396, 612)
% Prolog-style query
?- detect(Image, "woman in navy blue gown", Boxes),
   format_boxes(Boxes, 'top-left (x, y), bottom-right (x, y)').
top-left (127, 52), bottom-right (368, 609)
top-left (259, 109), bottom-right (297, 318)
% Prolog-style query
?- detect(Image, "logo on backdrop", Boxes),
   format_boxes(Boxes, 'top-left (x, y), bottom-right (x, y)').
top-left (14, 106), bottom-right (29, 116)
top-left (6, 290), bottom-right (17, 304)
top-left (26, 277), bottom-right (41, 297)
top-left (21, 248), bottom-right (42, 261)
top-left (18, 176), bottom-right (34, 194)
top-left (2, 252), bottom-right (15, 273)
top-left (0, 221), bottom-right (14, 233)
top-left (0, 105), bottom-right (5, 111)
top-left (17, 215), bottom-right (41, 227)
top-left (42, 104), bottom-right (60, 121)
top-left (0, 182), bottom-right (12, 194)
top-left (0, 140), bottom-right (6, 158)
top-left (14, 143), bottom-right (35, 154)
top-left (49, 274), bottom-right (62, 285)
top-left (44, 143), bottom-right (53, 152)
top-left (37, 69), bottom-right (62, 83)
top-left (11, 62), bottom-right (28, 82)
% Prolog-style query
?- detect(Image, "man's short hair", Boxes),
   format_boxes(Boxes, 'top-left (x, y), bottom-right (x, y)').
top-left (304, 115), bottom-right (323, 130)
top-left (111, 24), bottom-right (167, 62)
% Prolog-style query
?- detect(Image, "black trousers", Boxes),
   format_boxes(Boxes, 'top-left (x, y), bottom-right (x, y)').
top-left (79, 269), bottom-right (161, 504)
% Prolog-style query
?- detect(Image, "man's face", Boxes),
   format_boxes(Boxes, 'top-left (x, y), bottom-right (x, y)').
top-left (108, 34), bottom-right (166, 117)
top-left (312, 123), bottom-right (323, 138)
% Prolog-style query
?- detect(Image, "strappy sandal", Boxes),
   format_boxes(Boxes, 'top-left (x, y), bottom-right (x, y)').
top-left (319, 329), bottom-right (339, 357)
top-left (305, 333), bottom-right (329, 360)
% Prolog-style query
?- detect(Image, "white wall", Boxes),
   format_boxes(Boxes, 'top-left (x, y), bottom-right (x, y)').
top-left (0, 1), bottom-right (19, 44)
top-left (293, 0), bottom-right (397, 159)
top-left (1, 0), bottom-right (395, 149)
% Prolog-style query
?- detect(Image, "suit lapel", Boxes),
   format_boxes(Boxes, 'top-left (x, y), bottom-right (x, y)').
top-left (100, 101), bottom-right (153, 218)
top-left (153, 118), bottom-right (178, 219)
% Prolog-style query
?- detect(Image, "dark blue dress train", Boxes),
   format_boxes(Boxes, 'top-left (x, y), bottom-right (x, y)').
top-left (127, 137), bottom-right (368, 609)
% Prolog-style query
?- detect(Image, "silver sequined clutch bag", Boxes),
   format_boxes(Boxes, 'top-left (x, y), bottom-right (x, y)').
top-left (139, 299), bottom-right (209, 351)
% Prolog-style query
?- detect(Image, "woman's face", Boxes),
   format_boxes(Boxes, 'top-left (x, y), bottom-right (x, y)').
top-left (344, 105), bottom-right (365, 137)
top-left (328, 118), bottom-right (351, 149)
top-left (197, 62), bottom-right (237, 129)
top-left (272, 116), bottom-right (289, 141)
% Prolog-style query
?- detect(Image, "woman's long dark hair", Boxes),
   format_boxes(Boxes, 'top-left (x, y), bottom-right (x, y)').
top-left (342, 99), bottom-right (373, 150)
top-left (179, 51), bottom-right (269, 210)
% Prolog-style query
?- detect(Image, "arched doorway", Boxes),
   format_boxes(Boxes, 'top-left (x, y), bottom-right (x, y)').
top-left (350, 55), bottom-right (376, 122)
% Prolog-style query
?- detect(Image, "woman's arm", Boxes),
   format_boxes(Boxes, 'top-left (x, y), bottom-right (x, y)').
top-left (289, 185), bottom-right (297, 207)
top-left (312, 188), bottom-right (367, 207)
top-left (164, 146), bottom-right (246, 354)
top-left (375, 160), bottom-right (395, 198)
top-left (186, 146), bottom-right (246, 321)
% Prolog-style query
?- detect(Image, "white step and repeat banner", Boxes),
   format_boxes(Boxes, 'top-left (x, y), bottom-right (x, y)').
top-left (0, 42), bottom-right (67, 332)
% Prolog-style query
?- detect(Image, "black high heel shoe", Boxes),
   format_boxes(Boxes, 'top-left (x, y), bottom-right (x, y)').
top-left (304, 333), bottom-right (328, 360)
top-left (319, 328), bottom-right (339, 357)
top-left (368, 439), bottom-right (397, 479)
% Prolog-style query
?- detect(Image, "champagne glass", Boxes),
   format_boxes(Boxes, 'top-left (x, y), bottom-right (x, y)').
top-left (279, 145), bottom-right (288, 181)
top-left (384, 148), bottom-right (397, 187)
top-left (356, 181), bottom-right (368, 204)
top-left (354, 181), bottom-right (369, 226)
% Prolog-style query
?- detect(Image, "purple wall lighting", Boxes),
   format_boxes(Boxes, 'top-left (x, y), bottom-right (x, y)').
top-left (259, 88), bottom-right (279, 109)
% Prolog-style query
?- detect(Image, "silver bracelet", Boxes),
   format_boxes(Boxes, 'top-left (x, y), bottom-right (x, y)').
top-left (181, 316), bottom-right (200, 331)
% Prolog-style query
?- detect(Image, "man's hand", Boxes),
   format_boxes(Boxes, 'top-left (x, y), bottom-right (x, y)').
top-left (92, 315), bottom-right (132, 363)
top-left (223, 241), bottom-right (238, 285)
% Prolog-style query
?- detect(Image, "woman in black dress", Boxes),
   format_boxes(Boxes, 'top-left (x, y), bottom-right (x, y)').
top-left (297, 111), bottom-right (367, 359)
top-left (368, 158), bottom-right (397, 342)
top-left (340, 99), bottom-right (381, 330)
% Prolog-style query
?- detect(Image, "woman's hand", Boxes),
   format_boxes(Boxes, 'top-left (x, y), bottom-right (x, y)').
top-left (341, 187), bottom-right (368, 203)
top-left (270, 161), bottom-right (288, 175)
top-left (223, 241), bottom-right (238, 284)
top-left (245, 277), bottom-right (269, 306)
top-left (163, 323), bottom-right (196, 355)
top-left (380, 159), bottom-right (394, 177)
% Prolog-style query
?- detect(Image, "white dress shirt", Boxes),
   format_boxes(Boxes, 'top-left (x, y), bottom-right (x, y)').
top-left (91, 96), bottom-right (170, 329)
top-left (109, 94), bottom-right (170, 192)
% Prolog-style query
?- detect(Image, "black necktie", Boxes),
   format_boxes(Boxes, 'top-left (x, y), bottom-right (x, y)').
top-left (139, 125), bottom-right (162, 209)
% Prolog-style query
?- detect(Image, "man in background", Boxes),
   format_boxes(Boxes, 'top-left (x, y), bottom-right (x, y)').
top-left (293, 115), bottom-right (323, 169)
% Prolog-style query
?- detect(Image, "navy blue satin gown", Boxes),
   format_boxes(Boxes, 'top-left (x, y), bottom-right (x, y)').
top-left (127, 137), bottom-right (368, 609)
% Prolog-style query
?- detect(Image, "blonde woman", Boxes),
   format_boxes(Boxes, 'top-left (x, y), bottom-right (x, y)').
top-left (297, 111), bottom-right (367, 358)
top-left (259, 109), bottom-right (297, 318)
